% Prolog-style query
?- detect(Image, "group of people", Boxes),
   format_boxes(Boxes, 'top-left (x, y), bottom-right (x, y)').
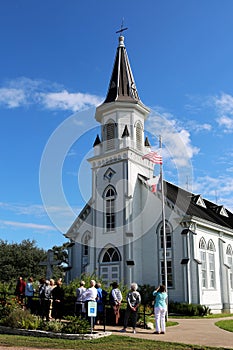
top-left (15, 276), bottom-right (64, 321)
top-left (75, 279), bottom-right (168, 334)
top-left (16, 276), bottom-right (167, 333)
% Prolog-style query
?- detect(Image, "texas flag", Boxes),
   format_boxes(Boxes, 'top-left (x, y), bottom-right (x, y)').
top-left (147, 175), bottom-right (160, 193)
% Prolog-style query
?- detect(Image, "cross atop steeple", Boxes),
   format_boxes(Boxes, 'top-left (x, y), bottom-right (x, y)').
top-left (116, 19), bottom-right (128, 36)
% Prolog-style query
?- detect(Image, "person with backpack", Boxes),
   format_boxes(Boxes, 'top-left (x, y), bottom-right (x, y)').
top-left (109, 282), bottom-right (122, 325)
top-left (39, 278), bottom-right (52, 321)
top-left (120, 282), bottom-right (141, 334)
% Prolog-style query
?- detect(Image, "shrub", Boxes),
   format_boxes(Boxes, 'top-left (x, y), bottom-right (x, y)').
top-left (38, 320), bottom-right (63, 333)
top-left (61, 316), bottom-right (90, 334)
top-left (168, 301), bottom-right (211, 316)
top-left (0, 307), bottom-right (40, 329)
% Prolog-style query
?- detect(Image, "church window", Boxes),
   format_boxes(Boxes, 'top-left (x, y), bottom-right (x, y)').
top-left (226, 244), bottom-right (233, 289)
top-left (81, 232), bottom-right (91, 268)
top-left (104, 186), bottom-right (116, 232)
top-left (158, 222), bottom-right (173, 287)
top-left (135, 122), bottom-right (143, 150)
top-left (160, 223), bottom-right (172, 249)
top-left (104, 120), bottom-right (116, 151)
top-left (199, 237), bottom-right (216, 289)
top-left (209, 253), bottom-right (215, 288)
top-left (102, 247), bottom-right (120, 262)
top-left (200, 251), bottom-right (207, 288)
top-left (104, 167), bottom-right (116, 181)
top-left (199, 237), bottom-right (207, 250)
top-left (208, 239), bottom-right (215, 251)
top-left (161, 260), bottom-right (173, 287)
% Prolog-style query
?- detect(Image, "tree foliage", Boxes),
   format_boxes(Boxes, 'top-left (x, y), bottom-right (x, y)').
top-left (0, 239), bottom-right (47, 284)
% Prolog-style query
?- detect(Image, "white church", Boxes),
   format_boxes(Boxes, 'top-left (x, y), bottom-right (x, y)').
top-left (65, 35), bottom-right (233, 313)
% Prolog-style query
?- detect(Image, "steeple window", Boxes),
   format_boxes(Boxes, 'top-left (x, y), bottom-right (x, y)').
top-left (104, 120), bottom-right (116, 151)
top-left (135, 121), bottom-right (143, 150)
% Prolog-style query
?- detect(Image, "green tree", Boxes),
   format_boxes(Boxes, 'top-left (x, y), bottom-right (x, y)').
top-left (0, 239), bottom-right (46, 284)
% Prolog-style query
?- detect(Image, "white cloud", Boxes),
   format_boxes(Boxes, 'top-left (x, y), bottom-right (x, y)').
top-left (0, 219), bottom-right (55, 231)
top-left (0, 77), bottom-right (103, 112)
top-left (213, 93), bottom-right (233, 133)
top-left (188, 121), bottom-right (212, 133)
top-left (214, 93), bottom-right (233, 114)
top-left (193, 174), bottom-right (233, 212)
top-left (40, 90), bottom-right (102, 112)
top-left (0, 88), bottom-right (26, 108)
top-left (147, 109), bottom-right (199, 167)
top-left (216, 115), bottom-right (233, 132)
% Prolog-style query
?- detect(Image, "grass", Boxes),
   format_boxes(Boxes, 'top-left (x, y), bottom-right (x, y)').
top-left (0, 334), bottom-right (229, 350)
top-left (215, 319), bottom-right (233, 332)
top-left (0, 315), bottom-right (232, 350)
top-left (169, 313), bottom-right (233, 319)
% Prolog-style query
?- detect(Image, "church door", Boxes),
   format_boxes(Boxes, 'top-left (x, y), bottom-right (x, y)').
top-left (99, 247), bottom-right (121, 285)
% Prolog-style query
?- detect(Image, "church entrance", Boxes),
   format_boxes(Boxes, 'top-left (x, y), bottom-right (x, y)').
top-left (99, 246), bottom-right (121, 285)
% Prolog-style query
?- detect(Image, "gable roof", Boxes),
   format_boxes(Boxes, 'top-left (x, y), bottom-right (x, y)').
top-left (164, 181), bottom-right (233, 229)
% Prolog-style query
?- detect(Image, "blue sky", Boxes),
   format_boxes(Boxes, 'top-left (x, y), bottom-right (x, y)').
top-left (1, 0), bottom-right (233, 250)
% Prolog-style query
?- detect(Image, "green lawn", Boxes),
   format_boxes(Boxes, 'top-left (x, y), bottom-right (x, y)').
top-left (0, 334), bottom-right (229, 350)
top-left (215, 319), bottom-right (233, 332)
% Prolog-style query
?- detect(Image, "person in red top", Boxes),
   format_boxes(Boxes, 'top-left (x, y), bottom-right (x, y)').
top-left (15, 276), bottom-right (26, 305)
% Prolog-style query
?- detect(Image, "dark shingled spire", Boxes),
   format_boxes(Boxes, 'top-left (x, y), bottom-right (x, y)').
top-left (122, 125), bottom-right (130, 138)
top-left (93, 134), bottom-right (101, 147)
top-left (104, 36), bottom-right (140, 104)
top-left (144, 136), bottom-right (151, 147)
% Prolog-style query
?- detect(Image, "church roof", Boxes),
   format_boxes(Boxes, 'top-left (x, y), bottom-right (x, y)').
top-left (139, 175), bottom-right (233, 230)
top-left (164, 181), bottom-right (233, 230)
top-left (104, 35), bottom-right (140, 104)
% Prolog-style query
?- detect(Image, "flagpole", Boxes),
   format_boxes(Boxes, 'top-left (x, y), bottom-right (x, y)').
top-left (159, 135), bottom-right (168, 320)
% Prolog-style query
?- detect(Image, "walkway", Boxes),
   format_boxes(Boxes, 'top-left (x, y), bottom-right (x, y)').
top-left (96, 316), bottom-right (233, 349)
top-left (0, 317), bottom-right (233, 349)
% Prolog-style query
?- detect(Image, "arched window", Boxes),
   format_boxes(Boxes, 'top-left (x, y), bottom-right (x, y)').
top-left (208, 240), bottom-right (216, 288)
top-left (199, 237), bottom-right (207, 288)
top-left (102, 247), bottom-right (120, 262)
top-left (199, 237), bottom-right (207, 249)
top-left (104, 186), bottom-right (116, 232)
top-left (199, 237), bottom-right (216, 289)
top-left (104, 120), bottom-right (116, 150)
top-left (226, 244), bottom-right (233, 256)
top-left (158, 222), bottom-right (173, 287)
top-left (208, 239), bottom-right (215, 251)
top-left (226, 244), bottom-right (233, 289)
top-left (81, 232), bottom-right (91, 268)
top-left (135, 121), bottom-right (143, 150)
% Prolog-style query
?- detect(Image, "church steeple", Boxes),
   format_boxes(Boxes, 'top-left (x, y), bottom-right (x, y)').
top-left (104, 35), bottom-right (140, 104)
top-left (95, 35), bottom-right (150, 123)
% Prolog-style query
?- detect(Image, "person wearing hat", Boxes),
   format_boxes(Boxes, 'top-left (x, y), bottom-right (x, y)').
top-left (109, 282), bottom-right (122, 325)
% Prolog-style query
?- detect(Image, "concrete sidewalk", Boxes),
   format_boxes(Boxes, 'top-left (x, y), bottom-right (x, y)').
top-left (96, 316), bottom-right (233, 349)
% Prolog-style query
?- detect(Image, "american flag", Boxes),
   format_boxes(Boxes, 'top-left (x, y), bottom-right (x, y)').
top-left (142, 151), bottom-right (163, 165)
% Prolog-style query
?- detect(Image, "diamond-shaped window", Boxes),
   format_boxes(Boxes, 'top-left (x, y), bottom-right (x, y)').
top-left (104, 168), bottom-right (116, 181)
